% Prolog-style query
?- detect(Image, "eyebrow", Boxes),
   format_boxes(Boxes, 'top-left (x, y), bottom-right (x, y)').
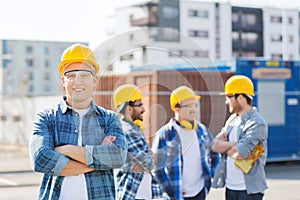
top-left (64, 69), bottom-right (94, 76)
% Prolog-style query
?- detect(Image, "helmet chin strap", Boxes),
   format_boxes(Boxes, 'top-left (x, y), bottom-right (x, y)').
top-left (179, 120), bottom-right (197, 130)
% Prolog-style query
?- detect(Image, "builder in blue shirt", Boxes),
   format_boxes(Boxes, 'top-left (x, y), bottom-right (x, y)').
top-left (152, 86), bottom-right (220, 200)
top-left (29, 43), bottom-right (127, 200)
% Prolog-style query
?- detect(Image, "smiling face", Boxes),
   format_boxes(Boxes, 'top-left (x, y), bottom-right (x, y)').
top-left (61, 62), bottom-right (96, 109)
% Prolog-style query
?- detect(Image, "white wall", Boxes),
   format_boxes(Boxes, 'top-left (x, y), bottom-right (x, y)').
top-left (219, 3), bottom-right (232, 60)
top-left (263, 8), bottom-right (299, 60)
top-left (180, 0), bottom-right (216, 60)
top-left (0, 95), bottom-right (61, 144)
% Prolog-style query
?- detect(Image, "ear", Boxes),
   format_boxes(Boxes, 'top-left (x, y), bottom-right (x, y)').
top-left (174, 107), bottom-right (180, 113)
top-left (92, 76), bottom-right (97, 89)
top-left (61, 76), bottom-right (65, 85)
top-left (126, 104), bottom-right (133, 113)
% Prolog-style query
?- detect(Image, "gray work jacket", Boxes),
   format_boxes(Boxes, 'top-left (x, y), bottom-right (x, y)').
top-left (212, 107), bottom-right (268, 194)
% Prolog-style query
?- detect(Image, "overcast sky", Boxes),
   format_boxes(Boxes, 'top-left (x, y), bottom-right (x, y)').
top-left (0, 0), bottom-right (299, 49)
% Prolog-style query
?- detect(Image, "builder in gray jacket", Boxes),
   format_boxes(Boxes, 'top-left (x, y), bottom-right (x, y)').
top-left (211, 75), bottom-right (268, 200)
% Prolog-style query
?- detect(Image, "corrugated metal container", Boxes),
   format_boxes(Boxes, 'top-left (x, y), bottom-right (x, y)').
top-left (94, 75), bottom-right (123, 109)
top-left (94, 70), bottom-right (234, 144)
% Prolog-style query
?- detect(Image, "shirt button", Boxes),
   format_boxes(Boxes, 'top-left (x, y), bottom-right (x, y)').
top-left (75, 129), bottom-right (78, 133)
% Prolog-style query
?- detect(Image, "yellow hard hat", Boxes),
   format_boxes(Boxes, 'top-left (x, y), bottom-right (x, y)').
top-left (57, 43), bottom-right (100, 76)
top-left (224, 75), bottom-right (254, 96)
top-left (113, 84), bottom-right (142, 108)
top-left (170, 86), bottom-right (200, 111)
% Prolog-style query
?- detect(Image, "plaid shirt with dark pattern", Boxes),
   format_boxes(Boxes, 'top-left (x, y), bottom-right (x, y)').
top-left (116, 118), bottom-right (162, 200)
top-left (29, 98), bottom-right (127, 200)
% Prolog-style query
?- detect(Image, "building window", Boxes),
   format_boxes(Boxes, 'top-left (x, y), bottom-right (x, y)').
top-left (181, 50), bottom-right (195, 57)
top-left (288, 17), bottom-right (293, 24)
top-left (241, 13), bottom-right (256, 26)
top-left (270, 16), bottom-right (282, 23)
top-left (232, 12), bottom-right (239, 23)
top-left (168, 50), bottom-right (180, 57)
top-left (188, 30), bottom-right (209, 38)
top-left (44, 59), bottom-right (50, 68)
top-left (161, 28), bottom-right (179, 41)
top-left (195, 50), bottom-right (209, 58)
top-left (120, 54), bottom-right (134, 61)
top-left (288, 35), bottom-right (294, 43)
top-left (3, 59), bottom-right (11, 68)
top-left (129, 34), bottom-right (134, 41)
top-left (241, 32), bottom-right (258, 45)
top-left (232, 32), bottom-right (239, 41)
top-left (188, 9), bottom-right (208, 18)
top-left (44, 73), bottom-right (50, 81)
top-left (44, 85), bottom-right (51, 92)
top-left (26, 46), bottom-right (33, 53)
top-left (28, 72), bottom-right (34, 80)
top-left (44, 46), bottom-right (50, 54)
top-left (189, 10), bottom-right (198, 17)
top-left (28, 84), bottom-right (34, 92)
top-left (271, 34), bottom-right (282, 42)
top-left (271, 53), bottom-right (283, 59)
top-left (26, 59), bottom-right (34, 67)
top-left (162, 6), bottom-right (178, 19)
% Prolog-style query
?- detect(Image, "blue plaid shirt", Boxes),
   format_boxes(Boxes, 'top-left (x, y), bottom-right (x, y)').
top-left (29, 98), bottom-right (127, 200)
top-left (152, 119), bottom-right (220, 200)
top-left (117, 118), bottom-right (162, 200)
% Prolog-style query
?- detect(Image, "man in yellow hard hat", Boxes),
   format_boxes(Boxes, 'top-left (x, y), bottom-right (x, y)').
top-left (113, 84), bottom-right (162, 200)
top-left (152, 86), bottom-right (220, 200)
top-left (211, 75), bottom-right (268, 200)
top-left (29, 43), bottom-right (127, 200)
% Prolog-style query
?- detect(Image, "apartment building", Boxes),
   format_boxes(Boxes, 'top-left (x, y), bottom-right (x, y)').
top-left (106, 0), bottom-right (300, 73)
top-left (263, 8), bottom-right (299, 60)
top-left (0, 40), bottom-right (88, 96)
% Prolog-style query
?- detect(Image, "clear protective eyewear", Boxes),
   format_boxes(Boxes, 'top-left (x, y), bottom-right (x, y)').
top-left (178, 102), bottom-right (198, 109)
top-left (64, 69), bottom-right (94, 81)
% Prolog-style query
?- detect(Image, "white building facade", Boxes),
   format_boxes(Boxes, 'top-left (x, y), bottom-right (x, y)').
top-left (106, 0), bottom-right (300, 74)
top-left (263, 8), bottom-right (300, 60)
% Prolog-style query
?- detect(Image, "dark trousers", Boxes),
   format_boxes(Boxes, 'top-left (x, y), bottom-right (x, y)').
top-left (225, 188), bottom-right (264, 200)
top-left (184, 187), bottom-right (206, 200)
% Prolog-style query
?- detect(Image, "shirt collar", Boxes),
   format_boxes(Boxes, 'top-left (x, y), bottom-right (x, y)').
top-left (240, 107), bottom-right (256, 122)
top-left (60, 96), bottom-right (100, 115)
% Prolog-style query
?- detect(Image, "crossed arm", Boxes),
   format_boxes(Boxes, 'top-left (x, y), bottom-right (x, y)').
top-left (54, 136), bottom-right (116, 176)
top-left (211, 132), bottom-right (242, 159)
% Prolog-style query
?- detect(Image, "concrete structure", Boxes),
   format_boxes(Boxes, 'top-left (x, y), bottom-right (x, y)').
top-left (106, 0), bottom-right (300, 74)
top-left (0, 39), bottom-right (88, 96)
top-left (263, 8), bottom-right (299, 60)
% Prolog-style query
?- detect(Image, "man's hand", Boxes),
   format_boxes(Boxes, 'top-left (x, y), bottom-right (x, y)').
top-left (101, 136), bottom-right (116, 145)
top-left (227, 146), bottom-right (243, 160)
top-left (132, 162), bottom-right (144, 173)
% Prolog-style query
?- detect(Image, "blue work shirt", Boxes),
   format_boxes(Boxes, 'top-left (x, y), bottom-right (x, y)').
top-left (29, 98), bottom-right (127, 200)
top-left (152, 119), bottom-right (220, 200)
